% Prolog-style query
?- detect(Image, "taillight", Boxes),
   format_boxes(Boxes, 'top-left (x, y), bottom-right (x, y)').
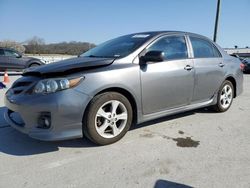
top-left (240, 63), bottom-right (245, 71)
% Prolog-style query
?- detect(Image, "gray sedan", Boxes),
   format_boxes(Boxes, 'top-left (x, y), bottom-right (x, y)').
top-left (4, 31), bottom-right (243, 145)
top-left (0, 47), bottom-right (45, 71)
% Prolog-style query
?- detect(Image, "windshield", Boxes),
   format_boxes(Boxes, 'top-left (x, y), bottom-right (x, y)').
top-left (81, 34), bottom-right (152, 58)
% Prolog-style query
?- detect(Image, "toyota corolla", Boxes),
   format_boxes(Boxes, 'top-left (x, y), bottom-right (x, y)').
top-left (4, 31), bottom-right (243, 145)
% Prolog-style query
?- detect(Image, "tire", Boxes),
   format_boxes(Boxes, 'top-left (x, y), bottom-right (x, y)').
top-left (213, 80), bottom-right (234, 112)
top-left (83, 92), bottom-right (133, 145)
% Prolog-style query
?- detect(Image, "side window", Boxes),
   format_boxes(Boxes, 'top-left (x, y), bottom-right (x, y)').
top-left (4, 50), bottom-right (19, 57)
top-left (190, 36), bottom-right (221, 58)
top-left (0, 49), bottom-right (4, 56)
top-left (212, 44), bottom-right (221, 57)
top-left (147, 36), bottom-right (188, 60)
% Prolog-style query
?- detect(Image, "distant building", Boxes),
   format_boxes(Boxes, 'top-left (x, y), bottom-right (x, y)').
top-left (224, 48), bottom-right (250, 57)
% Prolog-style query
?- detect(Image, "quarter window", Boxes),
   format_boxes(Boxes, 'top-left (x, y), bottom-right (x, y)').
top-left (190, 36), bottom-right (221, 58)
top-left (147, 36), bottom-right (188, 60)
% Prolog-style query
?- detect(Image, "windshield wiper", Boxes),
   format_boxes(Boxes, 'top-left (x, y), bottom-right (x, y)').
top-left (85, 55), bottom-right (120, 58)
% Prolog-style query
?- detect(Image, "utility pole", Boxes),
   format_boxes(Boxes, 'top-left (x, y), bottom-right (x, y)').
top-left (213, 0), bottom-right (221, 42)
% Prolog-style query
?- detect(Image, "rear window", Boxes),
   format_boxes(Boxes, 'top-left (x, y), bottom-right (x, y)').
top-left (190, 36), bottom-right (221, 58)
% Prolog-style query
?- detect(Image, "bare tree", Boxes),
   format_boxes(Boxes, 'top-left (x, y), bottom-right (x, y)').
top-left (25, 41), bottom-right (95, 55)
top-left (0, 40), bottom-right (26, 53)
top-left (26, 36), bottom-right (45, 54)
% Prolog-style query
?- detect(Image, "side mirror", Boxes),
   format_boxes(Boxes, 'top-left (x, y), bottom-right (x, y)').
top-left (16, 53), bottom-right (22, 58)
top-left (140, 51), bottom-right (164, 65)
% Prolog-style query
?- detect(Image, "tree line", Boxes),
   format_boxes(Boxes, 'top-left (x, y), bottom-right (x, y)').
top-left (25, 41), bottom-right (96, 55)
top-left (0, 40), bottom-right (26, 53)
top-left (0, 36), bottom-right (95, 55)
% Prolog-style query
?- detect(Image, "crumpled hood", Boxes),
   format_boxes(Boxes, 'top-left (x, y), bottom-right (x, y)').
top-left (23, 57), bottom-right (115, 77)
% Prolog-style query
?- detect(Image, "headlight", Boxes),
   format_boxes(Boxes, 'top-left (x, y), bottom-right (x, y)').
top-left (33, 77), bottom-right (84, 94)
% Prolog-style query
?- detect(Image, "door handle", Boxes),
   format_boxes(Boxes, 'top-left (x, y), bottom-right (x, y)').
top-left (219, 62), bottom-right (225, 67)
top-left (184, 65), bottom-right (193, 71)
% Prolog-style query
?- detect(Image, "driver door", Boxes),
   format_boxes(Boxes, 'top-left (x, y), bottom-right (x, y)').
top-left (140, 35), bottom-right (195, 115)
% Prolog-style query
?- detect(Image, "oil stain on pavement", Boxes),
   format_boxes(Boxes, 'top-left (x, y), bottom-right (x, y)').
top-left (178, 130), bottom-right (184, 134)
top-left (140, 129), bottom-right (200, 148)
top-left (172, 137), bottom-right (200, 148)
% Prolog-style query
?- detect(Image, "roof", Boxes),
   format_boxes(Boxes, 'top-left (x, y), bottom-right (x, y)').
top-left (132, 31), bottom-right (211, 41)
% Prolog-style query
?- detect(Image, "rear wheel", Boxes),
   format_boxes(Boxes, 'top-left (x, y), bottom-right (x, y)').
top-left (213, 80), bottom-right (234, 112)
top-left (83, 92), bottom-right (133, 145)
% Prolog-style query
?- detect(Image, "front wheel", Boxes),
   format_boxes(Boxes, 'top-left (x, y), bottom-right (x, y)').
top-left (213, 80), bottom-right (234, 112)
top-left (83, 92), bottom-right (133, 145)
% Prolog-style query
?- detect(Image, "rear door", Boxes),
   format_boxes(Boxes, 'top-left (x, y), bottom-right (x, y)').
top-left (140, 35), bottom-right (195, 114)
top-left (188, 36), bottom-right (225, 103)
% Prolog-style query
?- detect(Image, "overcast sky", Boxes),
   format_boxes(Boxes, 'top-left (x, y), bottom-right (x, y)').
top-left (0, 0), bottom-right (249, 48)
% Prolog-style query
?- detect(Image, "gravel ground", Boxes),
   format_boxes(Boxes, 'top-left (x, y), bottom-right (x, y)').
top-left (0, 73), bottom-right (250, 188)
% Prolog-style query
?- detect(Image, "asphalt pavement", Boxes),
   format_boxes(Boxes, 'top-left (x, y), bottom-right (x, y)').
top-left (0, 73), bottom-right (250, 188)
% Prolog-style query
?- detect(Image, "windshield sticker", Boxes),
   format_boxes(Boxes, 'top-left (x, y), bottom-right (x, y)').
top-left (132, 34), bottom-right (150, 38)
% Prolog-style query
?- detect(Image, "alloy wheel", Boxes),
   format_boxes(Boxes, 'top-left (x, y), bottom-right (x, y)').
top-left (220, 84), bottom-right (233, 109)
top-left (95, 100), bottom-right (128, 138)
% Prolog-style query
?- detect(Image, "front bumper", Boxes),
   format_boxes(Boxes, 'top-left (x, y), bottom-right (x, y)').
top-left (4, 89), bottom-right (92, 141)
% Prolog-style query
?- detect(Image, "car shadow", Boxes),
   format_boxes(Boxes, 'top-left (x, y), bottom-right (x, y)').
top-left (0, 107), bottom-right (97, 156)
top-left (0, 106), bottom-right (215, 156)
top-left (154, 179), bottom-right (193, 188)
